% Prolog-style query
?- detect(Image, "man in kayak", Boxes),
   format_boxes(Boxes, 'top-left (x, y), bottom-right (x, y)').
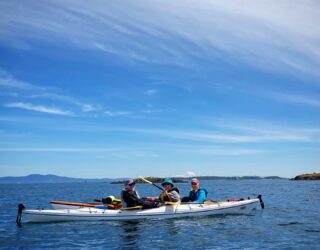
top-left (182, 178), bottom-right (208, 202)
top-left (159, 178), bottom-right (181, 202)
top-left (121, 178), bottom-right (160, 208)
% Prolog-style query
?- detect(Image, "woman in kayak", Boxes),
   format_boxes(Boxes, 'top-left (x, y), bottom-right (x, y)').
top-left (121, 178), bottom-right (141, 208)
top-left (182, 178), bottom-right (208, 202)
top-left (121, 179), bottom-right (160, 208)
top-left (159, 178), bottom-right (181, 202)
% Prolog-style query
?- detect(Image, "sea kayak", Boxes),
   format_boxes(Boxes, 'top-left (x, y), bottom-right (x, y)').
top-left (18, 196), bottom-right (264, 223)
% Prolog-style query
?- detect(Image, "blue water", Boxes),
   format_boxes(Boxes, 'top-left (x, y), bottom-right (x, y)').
top-left (0, 180), bottom-right (319, 249)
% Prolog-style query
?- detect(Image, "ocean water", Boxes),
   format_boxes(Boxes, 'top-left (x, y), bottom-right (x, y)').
top-left (0, 179), bottom-right (319, 249)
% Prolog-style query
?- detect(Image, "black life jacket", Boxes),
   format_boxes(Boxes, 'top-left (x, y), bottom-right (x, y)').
top-left (121, 189), bottom-right (140, 207)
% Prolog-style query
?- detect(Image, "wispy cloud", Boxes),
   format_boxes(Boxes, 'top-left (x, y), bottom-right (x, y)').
top-left (0, 147), bottom-right (159, 158)
top-left (4, 102), bottom-right (73, 116)
top-left (29, 93), bottom-right (101, 112)
top-left (0, 147), bottom-right (114, 152)
top-left (169, 145), bottom-right (264, 155)
top-left (1, 1), bottom-right (319, 76)
top-left (0, 144), bottom-right (260, 157)
top-left (93, 42), bottom-right (118, 54)
top-left (104, 110), bottom-right (132, 117)
top-left (121, 122), bottom-right (319, 143)
top-left (269, 93), bottom-right (320, 108)
top-left (0, 70), bottom-right (44, 90)
top-left (141, 129), bottom-right (312, 143)
top-left (198, 116), bottom-right (320, 142)
top-left (82, 104), bottom-right (99, 112)
top-left (144, 89), bottom-right (158, 96)
top-left (141, 108), bottom-right (162, 114)
top-left (0, 70), bottom-right (101, 115)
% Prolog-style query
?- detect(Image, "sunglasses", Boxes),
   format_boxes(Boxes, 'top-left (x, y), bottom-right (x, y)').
top-left (191, 182), bottom-right (198, 185)
top-left (128, 183), bottom-right (135, 186)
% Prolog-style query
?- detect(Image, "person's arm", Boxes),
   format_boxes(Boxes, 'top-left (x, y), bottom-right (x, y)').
top-left (135, 190), bottom-right (141, 199)
top-left (121, 191), bottom-right (127, 207)
top-left (123, 190), bottom-right (141, 206)
top-left (159, 191), bottom-right (167, 201)
top-left (129, 191), bottom-right (141, 203)
top-left (193, 189), bottom-right (206, 202)
top-left (168, 190), bottom-right (180, 202)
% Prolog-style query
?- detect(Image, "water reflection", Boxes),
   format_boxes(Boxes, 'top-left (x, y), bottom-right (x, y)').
top-left (119, 221), bottom-right (140, 249)
top-left (118, 219), bottom-right (181, 249)
top-left (164, 220), bottom-right (179, 236)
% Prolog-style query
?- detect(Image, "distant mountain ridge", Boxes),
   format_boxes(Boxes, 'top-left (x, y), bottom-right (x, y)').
top-left (0, 174), bottom-right (115, 184)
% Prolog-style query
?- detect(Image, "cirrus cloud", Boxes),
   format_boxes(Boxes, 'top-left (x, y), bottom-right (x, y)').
top-left (4, 102), bottom-right (73, 116)
top-left (0, 0), bottom-right (319, 77)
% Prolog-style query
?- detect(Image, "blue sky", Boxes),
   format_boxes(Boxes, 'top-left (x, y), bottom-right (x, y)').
top-left (0, 0), bottom-right (319, 178)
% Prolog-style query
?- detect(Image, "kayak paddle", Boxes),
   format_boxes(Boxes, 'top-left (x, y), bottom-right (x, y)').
top-left (139, 176), bottom-right (164, 191)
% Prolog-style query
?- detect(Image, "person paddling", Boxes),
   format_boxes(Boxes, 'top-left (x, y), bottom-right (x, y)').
top-left (120, 179), bottom-right (142, 208)
top-left (159, 178), bottom-right (180, 202)
top-left (182, 178), bottom-right (208, 202)
top-left (121, 178), bottom-right (160, 209)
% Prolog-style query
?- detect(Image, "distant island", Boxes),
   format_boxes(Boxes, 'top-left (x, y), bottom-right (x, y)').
top-left (291, 173), bottom-right (320, 180)
top-left (111, 177), bottom-right (188, 184)
top-left (192, 176), bottom-right (285, 180)
top-left (0, 174), bottom-right (286, 184)
top-left (0, 174), bottom-right (115, 184)
top-left (111, 175), bottom-right (285, 184)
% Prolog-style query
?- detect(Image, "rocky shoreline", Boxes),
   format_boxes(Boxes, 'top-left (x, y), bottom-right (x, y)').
top-left (291, 173), bottom-right (320, 180)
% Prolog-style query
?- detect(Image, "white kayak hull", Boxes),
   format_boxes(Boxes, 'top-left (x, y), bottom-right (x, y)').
top-left (24, 198), bottom-right (260, 223)
top-left (51, 204), bottom-right (83, 210)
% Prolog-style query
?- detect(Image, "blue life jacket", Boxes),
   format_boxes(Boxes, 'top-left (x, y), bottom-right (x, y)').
top-left (188, 188), bottom-right (208, 202)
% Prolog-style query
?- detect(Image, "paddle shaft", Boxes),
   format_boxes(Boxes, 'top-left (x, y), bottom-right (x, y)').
top-left (139, 177), bottom-right (174, 203)
top-left (140, 177), bottom-right (163, 191)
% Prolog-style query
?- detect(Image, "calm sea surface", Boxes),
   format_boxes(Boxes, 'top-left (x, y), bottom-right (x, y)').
top-left (0, 179), bottom-right (319, 249)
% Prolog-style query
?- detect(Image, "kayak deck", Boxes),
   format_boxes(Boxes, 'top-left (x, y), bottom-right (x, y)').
top-left (50, 200), bottom-right (100, 209)
top-left (50, 200), bottom-right (122, 210)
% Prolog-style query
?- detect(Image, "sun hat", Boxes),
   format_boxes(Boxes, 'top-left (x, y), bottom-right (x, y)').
top-left (124, 178), bottom-right (135, 187)
top-left (161, 178), bottom-right (174, 187)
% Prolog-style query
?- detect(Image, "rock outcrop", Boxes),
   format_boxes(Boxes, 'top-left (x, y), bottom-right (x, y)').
top-left (291, 173), bottom-right (320, 180)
